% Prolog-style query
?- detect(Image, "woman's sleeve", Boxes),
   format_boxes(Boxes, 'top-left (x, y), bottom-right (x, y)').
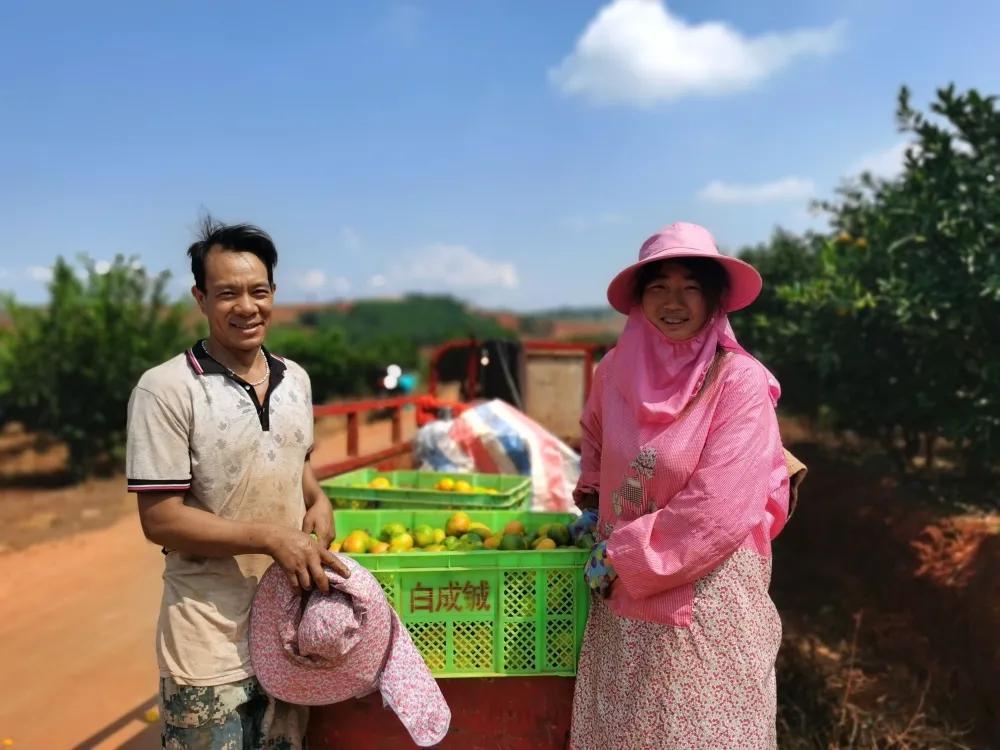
top-left (606, 359), bottom-right (788, 599)
top-left (573, 352), bottom-right (609, 506)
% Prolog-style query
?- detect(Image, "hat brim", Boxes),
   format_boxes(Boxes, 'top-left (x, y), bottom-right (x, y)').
top-left (379, 613), bottom-right (452, 747)
top-left (606, 248), bottom-right (762, 315)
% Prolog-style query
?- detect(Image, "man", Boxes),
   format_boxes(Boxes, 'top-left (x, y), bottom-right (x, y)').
top-left (126, 217), bottom-right (349, 748)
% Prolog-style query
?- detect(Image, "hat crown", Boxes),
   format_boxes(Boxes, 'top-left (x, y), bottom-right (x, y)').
top-left (639, 221), bottom-right (719, 261)
top-left (296, 564), bottom-right (392, 667)
top-left (298, 588), bottom-right (366, 661)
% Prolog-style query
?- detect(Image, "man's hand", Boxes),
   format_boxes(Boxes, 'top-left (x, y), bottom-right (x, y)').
top-left (302, 499), bottom-right (334, 548)
top-left (266, 526), bottom-right (350, 594)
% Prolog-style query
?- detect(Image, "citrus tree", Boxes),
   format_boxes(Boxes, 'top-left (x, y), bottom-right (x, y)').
top-left (0, 256), bottom-right (190, 478)
top-left (757, 85), bottom-right (1000, 474)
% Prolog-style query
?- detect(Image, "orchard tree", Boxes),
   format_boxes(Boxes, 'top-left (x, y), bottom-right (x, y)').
top-left (0, 256), bottom-right (190, 478)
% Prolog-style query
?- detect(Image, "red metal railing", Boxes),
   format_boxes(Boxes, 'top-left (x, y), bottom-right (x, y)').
top-left (312, 395), bottom-right (422, 479)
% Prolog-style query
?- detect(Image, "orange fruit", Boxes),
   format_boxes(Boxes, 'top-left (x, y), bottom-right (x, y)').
top-left (436, 477), bottom-right (456, 491)
top-left (328, 540), bottom-right (342, 553)
top-left (370, 541), bottom-right (390, 554)
top-left (342, 531), bottom-right (369, 554)
top-left (534, 538), bottom-right (557, 550)
top-left (388, 533), bottom-right (414, 553)
top-left (503, 520), bottom-right (525, 536)
top-left (483, 535), bottom-right (501, 550)
top-left (454, 480), bottom-right (472, 493)
top-left (445, 512), bottom-right (471, 537)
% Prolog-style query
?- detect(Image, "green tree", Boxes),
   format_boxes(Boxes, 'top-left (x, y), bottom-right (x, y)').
top-left (0, 256), bottom-right (190, 478)
top-left (732, 229), bottom-right (824, 414)
top-left (785, 85), bottom-right (1000, 473)
top-left (266, 325), bottom-right (419, 403)
top-left (310, 295), bottom-right (516, 346)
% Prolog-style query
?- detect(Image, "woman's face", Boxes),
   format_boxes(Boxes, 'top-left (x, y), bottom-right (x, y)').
top-left (640, 261), bottom-right (710, 341)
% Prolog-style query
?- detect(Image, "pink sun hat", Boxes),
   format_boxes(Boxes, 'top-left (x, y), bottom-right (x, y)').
top-left (606, 221), bottom-right (763, 314)
top-left (249, 556), bottom-right (451, 747)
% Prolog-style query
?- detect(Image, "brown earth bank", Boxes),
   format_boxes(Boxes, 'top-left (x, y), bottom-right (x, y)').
top-left (0, 420), bottom-right (996, 748)
top-left (772, 431), bottom-right (999, 749)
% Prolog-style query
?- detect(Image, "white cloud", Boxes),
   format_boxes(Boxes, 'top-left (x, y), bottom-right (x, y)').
top-left (94, 260), bottom-right (112, 275)
top-left (295, 270), bottom-right (351, 295)
top-left (849, 141), bottom-right (911, 180)
top-left (299, 269), bottom-right (327, 290)
top-left (549, 0), bottom-right (845, 106)
top-left (400, 244), bottom-right (518, 290)
top-left (369, 274), bottom-right (387, 289)
top-left (697, 177), bottom-right (815, 204)
top-left (562, 212), bottom-right (625, 232)
top-left (26, 265), bottom-right (53, 283)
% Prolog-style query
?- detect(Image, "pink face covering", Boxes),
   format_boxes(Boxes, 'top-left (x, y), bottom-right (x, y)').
top-left (610, 307), bottom-right (777, 424)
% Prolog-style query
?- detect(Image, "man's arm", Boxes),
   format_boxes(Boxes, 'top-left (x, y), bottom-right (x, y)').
top-left (301, 459), bottom-right (335, 546)
top-left (137, 492), bottom-right (348, 592)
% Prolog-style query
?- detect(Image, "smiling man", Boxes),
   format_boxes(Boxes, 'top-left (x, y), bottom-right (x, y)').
top-left (126, 217), bottom-right (349, 749)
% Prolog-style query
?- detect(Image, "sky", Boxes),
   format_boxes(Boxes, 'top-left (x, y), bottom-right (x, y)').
top-left (1, 0), bottom-right (998, 310)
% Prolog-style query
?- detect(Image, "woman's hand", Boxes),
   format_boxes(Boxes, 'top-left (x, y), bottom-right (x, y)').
top-left (584, 540), bottom-right (617, 598)
top-left (569, 508), bottom-right (598, 542)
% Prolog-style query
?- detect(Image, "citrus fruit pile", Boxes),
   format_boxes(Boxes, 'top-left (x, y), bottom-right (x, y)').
top-left (329, 512), bottom-right (589, 554)
top-left (432, 477), bottom-right (499, 494)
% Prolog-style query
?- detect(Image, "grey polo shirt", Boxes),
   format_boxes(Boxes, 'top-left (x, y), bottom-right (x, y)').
top-left (126, 341), bottom-right (314, 685)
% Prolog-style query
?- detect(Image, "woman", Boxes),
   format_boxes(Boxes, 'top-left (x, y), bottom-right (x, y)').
top-left (570, 222), bottom-right (790, 750)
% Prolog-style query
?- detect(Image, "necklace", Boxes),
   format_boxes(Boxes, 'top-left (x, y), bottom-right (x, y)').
top-left (201, 340), bottom-right (270, 387)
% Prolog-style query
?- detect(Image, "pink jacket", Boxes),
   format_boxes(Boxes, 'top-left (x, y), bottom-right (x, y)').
top-left (576, 348), bottom-right (789, 626)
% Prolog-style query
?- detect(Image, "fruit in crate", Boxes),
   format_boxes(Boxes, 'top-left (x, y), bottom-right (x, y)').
top-left (434, 477), bottom-right (456, 491)
top-left (468, 522), bottom-right (493, 538)
top-left (380, 522), bottom-right (408, 541)
top-left (388, 532), bottom-right (414, 553)
top-left (445, 511), bottom-right (471, 536)
top-left (413, 524), bottom-right (436, 548)
top-left (499, 533), bottom-right (528, 551)
top-left (341, 531), bottom-right (370, 554)
top-left (453, 479), bottom-right (473, 493)
top-left (337, 511), bottom-right (585, 555)
top-left (502, 520), bottom-right (526, 536)
top-left (545, 523), bottom-right (571, 547)
top-left (368, 476), bottom-right (392, 489)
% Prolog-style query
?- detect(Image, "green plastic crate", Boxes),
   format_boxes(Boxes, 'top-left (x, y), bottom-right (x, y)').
top-left (332, 509), bottom-right (590, 678)
top-left (321, 468), bottom-right (532, 510)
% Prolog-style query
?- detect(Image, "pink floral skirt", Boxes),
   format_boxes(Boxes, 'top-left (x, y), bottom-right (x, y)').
top-left (570, 550), bottom-right (782, 750)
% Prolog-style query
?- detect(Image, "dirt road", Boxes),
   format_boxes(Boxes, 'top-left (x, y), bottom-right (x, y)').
top-left (0, 514), bottom-right (163, 749)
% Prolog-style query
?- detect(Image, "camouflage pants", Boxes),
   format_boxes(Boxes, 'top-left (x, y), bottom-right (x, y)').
top-left (160, 676), bottom-right (308, 750)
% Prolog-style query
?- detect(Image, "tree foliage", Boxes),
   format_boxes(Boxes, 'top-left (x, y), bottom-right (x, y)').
top-left (737, 85), bottom-right (1000, 474)
top-left (0, 256), bottom-right (190, 478)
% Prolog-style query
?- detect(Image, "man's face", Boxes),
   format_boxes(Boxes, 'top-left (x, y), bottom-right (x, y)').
top-left (192, 247), bottom-right (274, 352)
